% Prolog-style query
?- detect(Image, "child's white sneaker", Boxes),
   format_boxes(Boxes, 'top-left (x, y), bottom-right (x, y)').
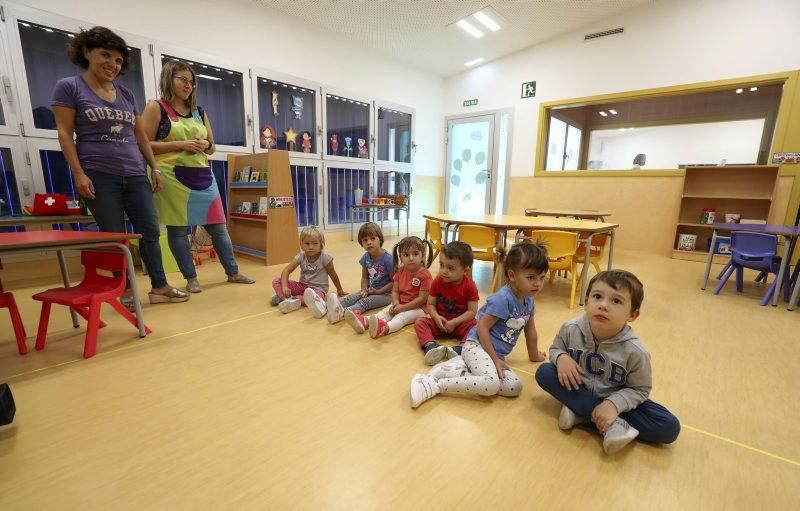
top-left (603, 418), bottom-right (640, 455)
top-left (344, 310), bottom-right (368, 333)
top-left (423, 343), bottom-right (447, 366)
top-left (428, 357), bottom-right (467, 379)
top-left (410, 373), bottom-right (440, 408)
top-left (326, 293), bottom-right (344, 324)
top-left (558, 405), bottom-right (588, 430)
top-left (305, 288), bottom-right (326, 318)
top-left (278, 298), bottom-right (301, 314)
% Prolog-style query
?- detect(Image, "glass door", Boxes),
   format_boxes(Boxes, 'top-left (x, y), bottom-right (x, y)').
top-left (0, 24), bottom-right (20, 136)
top-left (445, 114), bottom-right (494, 216)
top-left (0, 137), bottom-right (30, 227)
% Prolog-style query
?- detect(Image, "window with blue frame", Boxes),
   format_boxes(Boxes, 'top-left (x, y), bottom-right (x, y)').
top-left (327, 167), bottom-right (370, 225)
top-left (161, 55), bottom-right (245, 147)
top-left (377, 108), bottom-right (412, 163)
top-left (326, 95), bottom-right (370, 159)
top-left (291, 164), bottom-right (318, 227)
top-left (18, 21), bottom-right (146, 129)
top-left (38, 149), bottom-right (97, 231)
top-left (258, 79), bottom-right (316, 153)
top-left (0, 147), bottom-right (23, 232)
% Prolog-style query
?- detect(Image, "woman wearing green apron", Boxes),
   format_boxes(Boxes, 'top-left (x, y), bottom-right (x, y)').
top-left (142, 60), bottom-right (253, 293)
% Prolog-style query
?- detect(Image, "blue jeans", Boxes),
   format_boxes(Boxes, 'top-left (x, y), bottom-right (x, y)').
top-left (83, 171), bottom-right (167, 289)
top-left (535, 362), bottom-right (680, 444)
top-left (166, 224), bottom-right (238, 279)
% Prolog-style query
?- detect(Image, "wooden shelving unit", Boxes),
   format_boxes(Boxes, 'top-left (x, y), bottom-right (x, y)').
top-left (227, 151), bottom-right (299, 266)
top-left (672, 165), bottom-right (779, 262)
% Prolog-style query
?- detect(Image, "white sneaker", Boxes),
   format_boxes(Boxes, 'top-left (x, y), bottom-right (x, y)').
top-left (428, 357), bottom-right (467, 379)
top-left (423, 344), bottom-right (447, 366)
top-left (326, 293), bottom-right (344, 324)
top-left (445, 346), bottom-right (459, 360)
top-left (278, 298), bottom-right (301, 314)
top-left (603, 418), bottom-right (640, 455)
top-left (305, 288), bottom-right (326, 318)
top-left (558, 405), bottom-right (588, 430)
top-left (410, 373), bottom-right (441, 408)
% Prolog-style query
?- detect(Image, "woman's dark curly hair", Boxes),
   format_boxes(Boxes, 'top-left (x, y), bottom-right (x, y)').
top-left (66, 26), bottom-right (131, 75)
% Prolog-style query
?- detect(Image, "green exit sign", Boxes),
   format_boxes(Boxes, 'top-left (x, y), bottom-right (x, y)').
top-left (521, 81), bottom-right (536, 98)
top-left (463, 98), bottom-right (478, 107)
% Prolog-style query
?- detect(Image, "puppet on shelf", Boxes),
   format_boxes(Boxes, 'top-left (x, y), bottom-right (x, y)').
top-left (260, 124), bottom-right (277, 149)
top-left (301, 131), bottom-right (312, 153)
top-left (343, 136), bottom-right (353, 157)
top-left (330, 133), bottom-right (339, 154)
top-left (284, 127), bottom-right (299, 151)
top-left (290, 95), bottom-right (303, 120)
top-left (271, 90), bottom-right (279, 117)
top-left (357, 137), bottom-right (368, 158)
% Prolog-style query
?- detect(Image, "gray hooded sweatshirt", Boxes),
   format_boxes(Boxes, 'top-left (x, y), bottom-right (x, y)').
top-left (548, 314), bottom-right (652, 413)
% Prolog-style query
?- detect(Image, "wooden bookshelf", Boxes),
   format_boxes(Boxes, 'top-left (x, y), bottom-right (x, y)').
top-left (227, 151), bottom-right (299, 266)
top-left (672, 165), bottom-right (779, 262)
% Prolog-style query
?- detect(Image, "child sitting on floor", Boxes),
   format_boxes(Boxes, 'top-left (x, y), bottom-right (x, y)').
top-left (414, 241), bottom-right (479, 365)
top-left (535, 269), bottom-right (680, 455)
top-left (271, 226), bottom-right (346, 315)
top-left (322, 222), bottom-right (394, 328)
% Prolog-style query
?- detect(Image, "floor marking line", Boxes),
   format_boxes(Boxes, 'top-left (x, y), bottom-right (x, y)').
top-left (6, 313), bottom-right (800, 469)
top-left (1, 309), bottom-right (279, 381)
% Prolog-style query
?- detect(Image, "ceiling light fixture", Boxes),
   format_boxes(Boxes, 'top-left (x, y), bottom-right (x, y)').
top-left (599, 111), bottom-right (608, 117)
top-left (750, 86), bottom-right (758, 92)
top-left (196, 74), bottom-right (221, 81)
top-left (473, 11), bottom-right (500, 31)
top-left (736, 88), bottom-right (743, 94)
top-left (456, 20), bottom-right (484, 38)
top-left (464, 57), bottom-right (485, 67)
top-left (609, 109), bottom-right (618, 115)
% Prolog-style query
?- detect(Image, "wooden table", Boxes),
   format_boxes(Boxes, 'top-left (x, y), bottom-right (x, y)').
top-left (524, 209), bottom-right (611, 221)
top-left (701, 222), bottom-right (800, 307)
top-left (351, 203), bottom-right (409, 241)
top-left (423, 214), bottom-right (619, 305)
top-left (0, 231), bottom-right (147, 336)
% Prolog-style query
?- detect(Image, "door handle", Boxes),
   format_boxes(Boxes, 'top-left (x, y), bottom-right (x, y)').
top-left (2, 76), bottom-right (14, 103)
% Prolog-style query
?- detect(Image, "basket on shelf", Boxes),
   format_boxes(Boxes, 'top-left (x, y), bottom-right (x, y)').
top-left (379, 194), bottom-right (408, 206)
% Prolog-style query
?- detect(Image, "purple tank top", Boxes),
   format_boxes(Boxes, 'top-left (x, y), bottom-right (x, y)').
top-left (51, 76), bottom-right (145, 176)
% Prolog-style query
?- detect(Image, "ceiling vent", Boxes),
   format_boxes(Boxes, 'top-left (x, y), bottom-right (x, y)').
top-left (584, 27), bottom-right (624, 41)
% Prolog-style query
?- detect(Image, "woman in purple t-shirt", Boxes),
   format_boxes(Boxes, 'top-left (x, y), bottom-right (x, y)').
top-left (51, 26), bottom-right (188, 307)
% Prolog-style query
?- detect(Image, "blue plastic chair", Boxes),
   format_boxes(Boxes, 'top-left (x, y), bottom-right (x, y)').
top-left (713, 231), bottom-right (791, 306)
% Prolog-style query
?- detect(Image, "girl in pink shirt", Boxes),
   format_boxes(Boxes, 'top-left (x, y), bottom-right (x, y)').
top-left (368, 236), bottom-right (434, 338)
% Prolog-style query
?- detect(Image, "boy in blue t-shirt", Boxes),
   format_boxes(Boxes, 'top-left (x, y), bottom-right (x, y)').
top-left (322, 223), bottom-right (394, 331)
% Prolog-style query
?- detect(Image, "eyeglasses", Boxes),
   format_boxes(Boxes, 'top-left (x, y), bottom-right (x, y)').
top-left (174, 75), bottom-right (195, 88)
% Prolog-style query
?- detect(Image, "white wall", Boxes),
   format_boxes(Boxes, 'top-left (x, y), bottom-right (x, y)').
top-left (444, 0), bottom-right (800, 176)
top-left (14, 0), bottom-right (444, 177)
top-left (587, 119), bottom-right (765, 169)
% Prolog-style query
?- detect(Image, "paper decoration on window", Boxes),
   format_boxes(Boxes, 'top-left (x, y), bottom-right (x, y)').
top-left (284, 127), bottom-right (298, 151)
top-left (290, 95), bottom-right (303, 120)
top-left (272, 90), bottom-right (279, 117)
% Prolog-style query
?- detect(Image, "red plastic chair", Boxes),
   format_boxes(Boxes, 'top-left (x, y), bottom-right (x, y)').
top-left (0, 259), bottom-right (27, 355)
top-left (32, 249), bottom-right (151, 358)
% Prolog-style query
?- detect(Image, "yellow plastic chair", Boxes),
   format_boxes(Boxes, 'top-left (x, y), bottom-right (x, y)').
top-left (425, 219), bottom-right (445, 261)
top-left (457, 225), bottom-right (501, 290)
top-left (529, 230), bottom-right (579, 308)
top-left (575, 232), bottom-right (608, 275)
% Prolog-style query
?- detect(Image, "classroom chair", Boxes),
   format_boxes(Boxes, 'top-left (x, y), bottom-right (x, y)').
top-left (457, 225), bottom-right (501, 290)
top-left (713, 231), bottom-right (791, 306)
top-left (528, 230), bottom-right (579, 308)
top-left (425, 219), bottom-right (445, 261)
top-left (32, 249), bottom-right (152, 359)
top-left (0, 259), bottom-right (27, 355)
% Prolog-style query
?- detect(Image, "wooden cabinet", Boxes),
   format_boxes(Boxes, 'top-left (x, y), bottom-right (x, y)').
top-left (672, 165), bottom-right (779, 262)
top-left (227, 151), bottom-right (299, 266)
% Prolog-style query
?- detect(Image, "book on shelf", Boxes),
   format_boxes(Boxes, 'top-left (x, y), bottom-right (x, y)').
top-left (250, 170), bottom-right (261, 182)
top-left (240, 167), bottom-right (252, 182)
top-left (240, 202), bottom-right (252, 214)
top-left (258, 197), bottom-right (269, 215)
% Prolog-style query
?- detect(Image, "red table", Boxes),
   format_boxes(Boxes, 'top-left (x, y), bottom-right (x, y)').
top-left (0, 231), bottom-right (146, 337)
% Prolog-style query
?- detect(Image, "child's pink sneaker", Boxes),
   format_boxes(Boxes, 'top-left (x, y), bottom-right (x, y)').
top-left (368, 315), bottom-right (389, 338)
top-left (344, 310), bottom-right (368, 334)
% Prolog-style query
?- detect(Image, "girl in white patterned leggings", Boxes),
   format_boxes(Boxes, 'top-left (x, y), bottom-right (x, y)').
top-left (410, 241), bottom-right (550, 408)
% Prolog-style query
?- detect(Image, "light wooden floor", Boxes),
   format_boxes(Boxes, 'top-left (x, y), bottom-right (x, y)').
top-left (0, 234), bottom-right (799, 509)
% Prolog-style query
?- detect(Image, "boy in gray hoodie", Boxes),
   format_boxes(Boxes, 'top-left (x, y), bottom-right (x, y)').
top-left (535, 270), bottom-right (680, 454)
